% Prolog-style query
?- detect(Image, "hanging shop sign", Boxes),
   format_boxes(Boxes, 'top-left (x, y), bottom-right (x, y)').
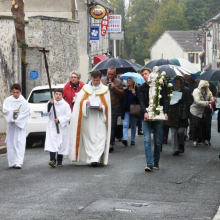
top-left (90, 5), bottom-right (106, 19)
top-left (107, 15), bottom-right (121, 33)
top-left (90, 26), bottom-right (99, 41)
top-left (101, 10), bottom-right (109, 36)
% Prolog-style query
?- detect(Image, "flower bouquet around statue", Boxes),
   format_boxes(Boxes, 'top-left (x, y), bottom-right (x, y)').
top-left (146, 66), bottom-right (172, 121)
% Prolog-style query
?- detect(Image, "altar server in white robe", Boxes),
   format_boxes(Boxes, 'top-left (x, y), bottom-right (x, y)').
top-left (68, 70), bottom-right (111, 166)
top-left (3, 83), bottom-right (29, 169)
top-left (43, 88), bottom-right (71, 167)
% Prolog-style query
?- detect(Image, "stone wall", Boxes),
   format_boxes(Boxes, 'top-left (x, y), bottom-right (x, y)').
top-left (25, 16), bottom-right (80, 97)
top-left (0, 16), bottom-right (21, 133)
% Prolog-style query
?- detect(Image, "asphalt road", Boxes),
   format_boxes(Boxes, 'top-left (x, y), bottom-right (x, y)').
top-left (1, 119), bottom-right (220, 220)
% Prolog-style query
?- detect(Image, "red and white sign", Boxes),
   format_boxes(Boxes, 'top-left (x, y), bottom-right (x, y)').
top-left (101, 10), bottom-right (109, 36)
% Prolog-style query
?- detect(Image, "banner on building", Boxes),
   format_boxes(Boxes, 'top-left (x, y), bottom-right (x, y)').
top-left (107, 15), bottom-right (121, 33)
top-left (101, 10), bottom-right (109, 36)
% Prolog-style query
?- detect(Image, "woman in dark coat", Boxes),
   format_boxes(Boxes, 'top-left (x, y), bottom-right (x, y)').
top-left (166, 76), bottom-right (191, 156)
top-left (121, 77), bottom-right (139, 146)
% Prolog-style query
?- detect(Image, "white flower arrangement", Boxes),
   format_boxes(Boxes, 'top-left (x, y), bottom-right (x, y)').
top-left (159, 79), bottom-right (163, 84)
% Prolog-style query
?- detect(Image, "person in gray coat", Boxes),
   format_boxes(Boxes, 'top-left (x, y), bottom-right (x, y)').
top-left (190, 80), bottom-right (216, 147)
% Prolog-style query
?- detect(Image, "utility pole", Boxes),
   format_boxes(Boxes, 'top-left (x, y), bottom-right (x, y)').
top-left (11, 0), bottom-right (27, 97)
top-left (11, 0), bottom-right (25, 44)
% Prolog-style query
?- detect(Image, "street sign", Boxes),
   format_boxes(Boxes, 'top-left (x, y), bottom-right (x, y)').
top-left (29, 70), bottom-right (39, 80)
top-left (110, 32), bottom-right (124, 40)
top-left (107, 15), bottom-right (121, 32)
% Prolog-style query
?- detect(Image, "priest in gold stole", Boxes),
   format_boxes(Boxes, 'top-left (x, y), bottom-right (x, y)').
top-left (68, 70), bottom-right (111, 166)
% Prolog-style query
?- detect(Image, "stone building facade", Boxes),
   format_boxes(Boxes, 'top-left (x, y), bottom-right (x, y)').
top-left (0, 15), bottom-right (79, 133)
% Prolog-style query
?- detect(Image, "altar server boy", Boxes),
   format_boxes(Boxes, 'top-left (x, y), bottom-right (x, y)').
top-left (3, 83), bottom-right (30, 169)
top-left (43, 88), bottom-right (71, 167)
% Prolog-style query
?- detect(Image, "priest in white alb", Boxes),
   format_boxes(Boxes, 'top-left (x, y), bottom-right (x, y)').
top-left (68, 70), bottom-right (111, 166)
top-left (3, 83), bottom-right (30, 169)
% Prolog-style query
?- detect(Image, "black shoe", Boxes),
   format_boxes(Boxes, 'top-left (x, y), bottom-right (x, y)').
top-left (153, 163), bottom-right (159, 170)
top-left (173, 151), bottom-right (179, 156)
top-left (49, 160), bottom-right (56, 167)
top-left (57, 161), bottom-right (63, 167)
top-left (145, 165), bottom-right (153, 172)
top-left (91, 162), bottom-right (98, 167)
top-left (131, 141), bottom-right (135, 145)
top-left (109, 147), bottom-right (114, 153)
top-left (138, 130), bottom-right (143, 135)
top-left (122, 140), bottom-right (128, 146)
top-left (179, 144), bottom-right (185, 153)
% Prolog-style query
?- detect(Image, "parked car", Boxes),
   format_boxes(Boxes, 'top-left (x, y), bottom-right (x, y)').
top-left (26, 84), bottom-right (65, 147)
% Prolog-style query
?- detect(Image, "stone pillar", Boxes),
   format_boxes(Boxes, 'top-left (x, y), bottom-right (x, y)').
top-left (0, 16), bottom-right (21, 133)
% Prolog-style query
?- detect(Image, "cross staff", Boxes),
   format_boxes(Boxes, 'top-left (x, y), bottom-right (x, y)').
top-left (39, 48), bottom-right (60, 134)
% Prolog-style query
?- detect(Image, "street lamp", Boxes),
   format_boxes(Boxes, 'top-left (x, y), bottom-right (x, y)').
top-left (207, 31), bottom-right (212, 42)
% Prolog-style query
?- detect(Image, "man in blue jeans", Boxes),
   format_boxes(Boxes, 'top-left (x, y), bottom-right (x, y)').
top-left (138, 67), bottom-right (168, 171)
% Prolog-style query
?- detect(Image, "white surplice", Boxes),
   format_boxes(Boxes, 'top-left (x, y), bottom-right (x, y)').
top-left (43, 98), bottom-right (71, 155)
top-left (3, 95), bottom-right (30, 167)
top-left (68, 82), bottom-right (111, 165)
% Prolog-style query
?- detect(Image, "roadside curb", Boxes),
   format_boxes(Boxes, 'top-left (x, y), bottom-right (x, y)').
top-left (0, 146), bottom-right (6, 154)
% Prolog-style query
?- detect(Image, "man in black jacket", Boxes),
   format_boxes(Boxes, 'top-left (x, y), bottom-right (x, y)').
top-left (138, 67), bottom-right (168, 171)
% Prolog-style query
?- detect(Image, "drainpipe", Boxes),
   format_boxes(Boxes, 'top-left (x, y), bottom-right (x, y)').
top-left (87, 2), bottom-right (95, 71)
top-left (74, 0), bottom-right (78, 20)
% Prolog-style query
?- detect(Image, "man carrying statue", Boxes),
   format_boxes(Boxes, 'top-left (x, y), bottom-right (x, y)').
top-left (138, 67), bottom-right (168, 172)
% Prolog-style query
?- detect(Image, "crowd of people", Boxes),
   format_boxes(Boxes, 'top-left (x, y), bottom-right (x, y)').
top-left (2, 66), bottom-right (219, 171)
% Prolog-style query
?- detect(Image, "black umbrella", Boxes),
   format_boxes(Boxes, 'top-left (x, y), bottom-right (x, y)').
top-left (90, 58), bottom-right (138, 75)
top-left (197, 69), bottom-right (220, 81)
top-left (145, 59), bottom-right (177, 70)
top-left (158, 65), bottom-right (192, 78)
top-left (125, 60), bottom-right (143, 72)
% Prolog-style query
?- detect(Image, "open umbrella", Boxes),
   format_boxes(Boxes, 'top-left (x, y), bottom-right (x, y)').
top-left (120, 72), bottom-right (145, 84)
top-left (90, 58), bottom-right (138, 75)
top-left (125, 60), bottom-right (143, 72)
top-left (158, 65), bottom-right (193, 78)
top-left (197, 69), bottom-right (220, 81)
top-left (145, 59), bottom-right (177, 70)
top-left (170, 58), bottom-right (199, 74)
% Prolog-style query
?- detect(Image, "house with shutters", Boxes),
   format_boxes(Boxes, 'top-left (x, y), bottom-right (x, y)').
top-left (149, 31), bottom-right (203, 71)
